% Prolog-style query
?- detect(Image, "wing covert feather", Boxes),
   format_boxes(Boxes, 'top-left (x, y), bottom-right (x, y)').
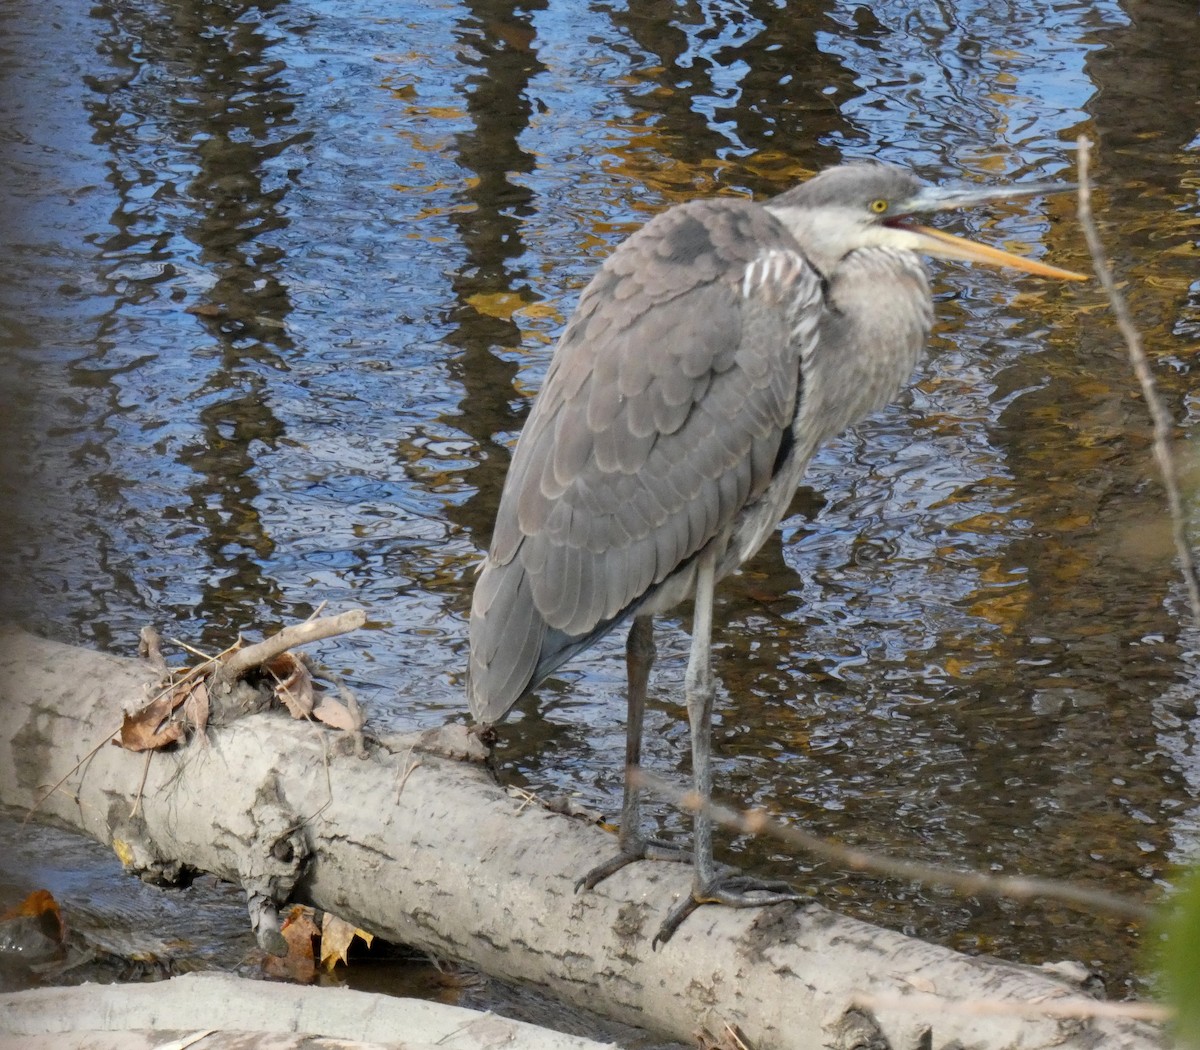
top-left (468, 199), bottom-right (824, 720)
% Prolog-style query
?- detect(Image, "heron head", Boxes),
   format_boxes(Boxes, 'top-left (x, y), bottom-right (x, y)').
top-left (768, 161), bottom-right (1087, 281)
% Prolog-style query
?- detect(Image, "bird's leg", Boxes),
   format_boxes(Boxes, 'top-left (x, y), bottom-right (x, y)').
top-left (620, 616), bottom-right (687, 861)
top-left (577, 615), bottom-right (687, 893)
top-left (685, 549), bottom-right (718, 888)
top-left (653, 546), bottom-right (805, 947)
top-left (616, 614), bottom-right (655, 853)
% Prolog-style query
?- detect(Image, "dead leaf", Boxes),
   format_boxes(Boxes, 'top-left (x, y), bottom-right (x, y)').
top-left (466, 290), bottom-right (526, 320)
top-left (266, 652), bottom-right (314, 718)
top-left (116, 684), bottom-right (190, 751)
top-left (112, 838), bottom-right (136, 868)
top-left (313, 695), bottom-right (360, 733)
top-left (263, 905), bottom-right (319, 983)
top-left (182, 680), bottom-right (210, 740)
top-left (900, 973), bottom-right (938, 994)
top-left (0, 888), bottom-right (67, 963)
top-left (0, 889), bottom-right (66, 942)
top-left (320, 913), bottom-right (374, 970)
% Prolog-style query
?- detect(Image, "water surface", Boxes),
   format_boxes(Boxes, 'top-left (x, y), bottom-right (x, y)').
top-left (2, 0), bottom-right (1199, 1005)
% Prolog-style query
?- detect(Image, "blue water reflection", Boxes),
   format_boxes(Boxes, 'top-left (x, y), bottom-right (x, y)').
top-left (2, 0), bottom-right (1198, 997)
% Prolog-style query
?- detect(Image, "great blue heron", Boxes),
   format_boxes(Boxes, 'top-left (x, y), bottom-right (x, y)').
top-left (467, 161), bottom-right (1085, 944)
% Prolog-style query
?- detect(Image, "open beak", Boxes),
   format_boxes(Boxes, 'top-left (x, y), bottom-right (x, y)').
top-left (894, 182), bottom-right (1089, 282)
top-left (908, 224), bottom-right (1088, 281)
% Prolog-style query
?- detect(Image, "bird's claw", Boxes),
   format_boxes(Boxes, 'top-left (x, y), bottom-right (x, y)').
top-left (701, 873), bottom-right (800, 899)
top-left (651, 874), bottom-right (806, 949)
top-left (576, 836), bottom-right (689, 893)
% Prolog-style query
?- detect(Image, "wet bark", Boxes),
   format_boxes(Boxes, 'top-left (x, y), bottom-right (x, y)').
top-left (0, 627), bottom-right (1166, 1050)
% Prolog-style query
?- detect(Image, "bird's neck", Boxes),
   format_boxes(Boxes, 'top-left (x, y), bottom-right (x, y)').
top-left (763, 204), bottom-right (848, 280)
top-left (801, 248), bottom-right (934, 444)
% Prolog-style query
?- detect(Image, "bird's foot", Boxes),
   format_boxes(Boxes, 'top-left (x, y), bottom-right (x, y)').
top-left (652, 873), bottom-right (806, 949)
top-left (576, 835), bottom-right (689, 893)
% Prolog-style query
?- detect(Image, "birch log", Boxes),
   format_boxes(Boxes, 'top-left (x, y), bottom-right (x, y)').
top-left (0, 970), bottom-right (614, 1050)
top-left (0, 627), bottom-right (1167, 1050)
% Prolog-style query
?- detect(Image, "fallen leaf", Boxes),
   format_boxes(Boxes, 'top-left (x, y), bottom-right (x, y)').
top-left (112, 838), bottom-right (135, 868)
top-left (466, 290), bottom-right (526, 320)
top-left (266, 652), bottom-right (314, 718)
top-left (263, 905), bottom-right (319, 983)
top-left (313, 695), bottom-right (360, 733)
top-left (0, 889), bottom-right (66, 941)
top-left (900, 973), bottom-right (937, 994)
top-left (116, 684), bottom-right (190, 751)
top-left (320, 913), bottom-right (374, 970)
top-left (182, 679), bottom-right (210, 744)
top-left (0, 889), bottom-right (67, 962)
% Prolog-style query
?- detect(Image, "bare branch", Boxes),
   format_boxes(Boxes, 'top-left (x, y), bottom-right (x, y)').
top-left (634, 770), bottom-right (1154, 922)
top-left (1075, 135), bottom-right (1200, 624)
top-left (851, 990), bottom-right (1169, 1024)
top-left (221, 610), bottom-right (367, 681)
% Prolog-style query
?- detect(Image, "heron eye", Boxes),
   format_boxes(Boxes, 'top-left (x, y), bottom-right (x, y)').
top-left (869, 198), bottom-right (889, 214)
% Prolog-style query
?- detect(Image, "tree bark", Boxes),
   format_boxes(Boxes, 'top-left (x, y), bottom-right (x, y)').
top-left (0, 627), bottom-right (1167, 1050)
top-left (0, 970), bottom-right (613, 1050)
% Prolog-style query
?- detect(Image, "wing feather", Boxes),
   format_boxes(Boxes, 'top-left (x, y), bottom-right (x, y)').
top-left (467, 565), bottom-right (546, 724)
top-left (468, 199), bottom-right (824, 721)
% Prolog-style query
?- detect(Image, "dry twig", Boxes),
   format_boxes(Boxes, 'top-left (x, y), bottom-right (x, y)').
top-left (1075, 135), bottom-right (1200, 623)
top-left (634, 770), bottom-right (1153, 922)
top-left (221, 610), bottom-right (367, 681)
top-left (850, 990), bottom-right (1169, 1024)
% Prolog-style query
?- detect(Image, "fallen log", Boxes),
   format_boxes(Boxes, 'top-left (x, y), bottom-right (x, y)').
top-left (0, 970), bottom-right (613, 1050)
top-left (0, 626), bottom-right (1167, 1050)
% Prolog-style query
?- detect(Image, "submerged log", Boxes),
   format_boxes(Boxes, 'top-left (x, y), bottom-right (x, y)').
top-left (0, 626), bottom-right (1167, 1050)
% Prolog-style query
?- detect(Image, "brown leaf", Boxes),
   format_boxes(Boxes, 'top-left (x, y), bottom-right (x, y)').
top-left (312, 695), bottom-right (360, 733)
top-left (0, 889), bottom-right (66, 942)
top-left (263, 905), bottom-right (319, 983)
top-left (182, 679), bottom-right (210, 740)
top-left (0, 889), bottom-right (66, 961)
top-left (116, 684), bottom-right (190, 751)
top-left (319, 913), bottom-right (373, 971)
top-left (266, 652), bottom-right (314, 718)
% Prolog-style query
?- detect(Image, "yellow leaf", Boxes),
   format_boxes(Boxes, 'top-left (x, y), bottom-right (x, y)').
top-left (515, 300), bottom-right (565, 326)
top-left (467, 291), bottom-right (526, 320)
top-left (112, 839), bottom-right (135, 868)
top-left (942, 656), bottom-right (972, 679)
top-left (320, 913), bottom-right (373, 970)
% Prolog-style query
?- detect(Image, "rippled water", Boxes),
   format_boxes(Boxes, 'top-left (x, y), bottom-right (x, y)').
top-left (2, 0), bottom-right (1199, 1005)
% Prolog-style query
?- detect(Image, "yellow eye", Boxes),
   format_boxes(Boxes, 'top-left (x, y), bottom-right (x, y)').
top-left (869, 198), bottom-right (889, 214)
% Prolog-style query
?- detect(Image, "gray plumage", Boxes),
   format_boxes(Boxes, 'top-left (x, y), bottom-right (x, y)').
top-left (468, 163), bottom-right (931, 722)
top-left (465, 159), bottom-right (1081, 942)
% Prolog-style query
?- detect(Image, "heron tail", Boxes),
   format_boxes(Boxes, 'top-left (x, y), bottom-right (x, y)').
top-left (466, 558), bottom-right (548, 725)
